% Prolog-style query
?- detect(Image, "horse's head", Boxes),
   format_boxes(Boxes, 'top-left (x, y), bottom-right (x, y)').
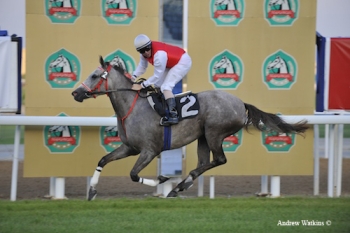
top-left (215, 0), bottom-right (228, 6)
top-left (267, 56), bottom-right (283, 70)
top-left (110, 55), bottom-right (126, 69)
top-left (269, 0), bottom-right (283, 6)
top-left (72, 56), bottom-right (131, 103)
top-left (106, 0), bottom-right (116, 4)
top-left (214, 56), bottom-right (229, 69)
top-left (49, 55), bottom-right (66, 68)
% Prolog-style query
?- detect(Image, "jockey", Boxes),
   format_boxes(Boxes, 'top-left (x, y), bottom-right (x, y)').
top-left (131, 34), bottom-right (192, 126)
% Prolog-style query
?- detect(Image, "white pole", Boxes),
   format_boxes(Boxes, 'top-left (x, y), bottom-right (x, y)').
top-left (270, 176), bottom-right (280, 197)
top-left (54, 177), bottom-right (65, 199)
top-left (327, 124), bottom-right (335, 197)
top-left (183, 0), bottom-right (188, 52)
top-left (86, 176), bottom-right (91, 199)
top-left (336, 124), bottom-right (344, 197)
top-left (313, 124), bottom-right (320, 195)
top-left (10, 125), bottom-right (21, 201)
top-left (261, 175), bottom-right (269, 193)
top-left (209, 176), bottom-right (215, 199)
top-left (50, 177), bottom-right (55, 197)
top-left (197, 175), bottom-right (204, 197)
top-left (325, 124), bottom-right (329, 159)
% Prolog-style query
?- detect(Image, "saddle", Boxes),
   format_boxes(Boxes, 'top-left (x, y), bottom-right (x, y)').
top-left (146, 88), bottom-right (200, 126)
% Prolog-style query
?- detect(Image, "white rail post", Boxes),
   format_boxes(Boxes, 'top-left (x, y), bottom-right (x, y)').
top-left (270, 176), bottom-right (280, 197)
top-left (10, 125), bottom-right (21, 201)
top-left (209, 176), bottom-right (215, 199)
top-left (49, 177), bottom-right (56, 197)
top-left (197, 175), bottom-right (204, 197)
top-left (327, 124), bottom-right (335, 197)
top-left (261, 175), bottom-right (269, 194)
top-left (335, 124), bottom-right (344, 197)
top-left (86, 176), bottom-right (91, 199)
top-left (54, 177), bottom-right (65, 199)
top-left (313, 124), bottom-right (320, 195)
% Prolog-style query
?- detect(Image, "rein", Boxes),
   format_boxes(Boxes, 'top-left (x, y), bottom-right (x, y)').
top-left (81, 64), bottom-right (152, 139)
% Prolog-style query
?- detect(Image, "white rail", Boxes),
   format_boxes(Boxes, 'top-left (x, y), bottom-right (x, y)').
top-left (0, 115), bottom-right (349, 200)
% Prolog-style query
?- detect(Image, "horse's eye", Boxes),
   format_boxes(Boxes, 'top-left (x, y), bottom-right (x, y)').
top-left (92, 74), bottom-right (98, 79)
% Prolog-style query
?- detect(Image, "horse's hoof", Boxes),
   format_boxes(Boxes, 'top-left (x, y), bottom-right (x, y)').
top-left (158, 175), bottom-right (170, 184)
top-left (166, 191), bottom-right (178, 198)
top-left (88, 187), bottom-right (97, 201)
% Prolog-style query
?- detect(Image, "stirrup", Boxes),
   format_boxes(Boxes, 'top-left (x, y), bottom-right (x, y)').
top-left (160, 116), bottom-right (178, 126)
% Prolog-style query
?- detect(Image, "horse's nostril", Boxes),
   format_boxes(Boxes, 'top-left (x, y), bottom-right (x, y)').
top-left (72, 92), bottom-right (77, 96)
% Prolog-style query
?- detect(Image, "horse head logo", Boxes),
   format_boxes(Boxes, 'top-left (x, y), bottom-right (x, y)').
top-left (49, 54), bottom-right (72, 73)
top-left (210, 0), bottom-right (244, 26)
top-left (106, 0), bottom-right (128, 9)
top-left (110, 55), bottom-right (127, 70)
top-left (45, 49), bottom-right (81, 88)
top-left (215, 0), bottom-right (236, 10)
top-left (45, 0), bottom-right (81, 23)
top-left (213, 56), bottom-right (236, 74)
top-left (105, 50), bottom-right (135, 79)
top-left (100, 119), bottom-right (122, 152)
top-left (267, 56), bottom-right (289, 74)
top-left (209, 50), bottom-right (243, 89)
top-left (102, 0), bottom-right (136, 25)
top-left (262, 50), bottom-right (297, 89)
top-left (44, 113), bottom-right (80, 153)
top-left (268, 0), bottom-right (291, 10)
top-left (264, 0), bottom-right (298, 26)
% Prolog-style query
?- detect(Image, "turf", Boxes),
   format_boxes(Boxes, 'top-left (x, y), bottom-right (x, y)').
top-left (0, 197), bottom-right (349, 233)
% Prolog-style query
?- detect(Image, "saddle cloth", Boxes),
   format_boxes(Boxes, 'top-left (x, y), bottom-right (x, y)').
top-left (147, 90), bottom-right (200, 121)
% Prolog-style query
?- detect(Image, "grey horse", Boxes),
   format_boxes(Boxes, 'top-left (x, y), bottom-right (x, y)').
top-left (72, 56), bottom-right (308, 200)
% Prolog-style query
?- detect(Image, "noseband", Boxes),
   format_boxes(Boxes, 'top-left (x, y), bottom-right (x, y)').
top-left (81, 65), bottom-right (113, 98)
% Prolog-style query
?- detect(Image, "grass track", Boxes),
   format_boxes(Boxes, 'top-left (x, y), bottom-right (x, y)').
top-left (0, 197), bottom-right (349, 233)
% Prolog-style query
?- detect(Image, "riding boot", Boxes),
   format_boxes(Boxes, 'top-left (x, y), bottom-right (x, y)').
top-left (164, 98), bottom-right (179, 125)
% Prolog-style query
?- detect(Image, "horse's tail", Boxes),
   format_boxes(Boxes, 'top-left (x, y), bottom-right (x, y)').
top-left (243, 103), bottom-right (308, 135)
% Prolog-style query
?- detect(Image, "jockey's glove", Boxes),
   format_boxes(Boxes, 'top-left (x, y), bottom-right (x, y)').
top-left (131, 75), bottom-right (137, 81)
top-left (134, 77), bottom-right (147, 84)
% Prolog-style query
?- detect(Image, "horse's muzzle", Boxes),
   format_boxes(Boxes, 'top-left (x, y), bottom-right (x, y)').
top-left (71, 90), bottom-right (85, 102)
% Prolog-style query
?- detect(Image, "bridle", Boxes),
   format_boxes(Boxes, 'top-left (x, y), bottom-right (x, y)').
top-left (81, 64), bottom-right (137, 98)
top-left (80, 64), bottom-right (152, 139)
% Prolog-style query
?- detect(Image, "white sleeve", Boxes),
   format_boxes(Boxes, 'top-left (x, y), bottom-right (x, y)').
top-left (143, 51), bottom-right (167, 87)
top-left (132, 54), bottom-right (148, 77)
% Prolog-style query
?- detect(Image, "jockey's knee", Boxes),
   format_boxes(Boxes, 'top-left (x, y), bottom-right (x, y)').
top-left (130, 171), bottom-right (139, 182)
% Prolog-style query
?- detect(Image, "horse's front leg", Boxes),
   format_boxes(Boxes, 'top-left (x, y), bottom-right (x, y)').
top-left (88, 144), bottom-right (138, 201)
top-left (129, 150), bottom-right (169, 186)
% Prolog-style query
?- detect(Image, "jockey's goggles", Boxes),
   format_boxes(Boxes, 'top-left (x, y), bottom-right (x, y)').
top-left (137, 45), bottom-right (151, 54)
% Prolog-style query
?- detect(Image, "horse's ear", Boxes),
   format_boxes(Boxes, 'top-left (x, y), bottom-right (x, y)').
top-left (99, 56), bottom-right (105, 68)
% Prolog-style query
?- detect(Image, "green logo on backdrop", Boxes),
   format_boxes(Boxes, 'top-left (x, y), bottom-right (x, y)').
top-left (101, 0), bottom-right (137, 25)
top-left (44, 113), bottom-right (80, 153)
top-left (209, 50), bottom-right (243, 89)
top-left (261, 117), bottom-right (296, 152)
top-left (262, 49), bottom-right (297, 89)
top-left (210, 0), bottom-right (245, 26)
top-left (100, 117), bottom-right (122, 153)
top-left (104, 49), bottom-right (136, 78)
top-left (223, 130), bottom-right (243, 152)
top-left (264, 0), bottom-right (299, 26)
top-left (45, 49), bottom-right (81, 88)
top-left (45, 0), bottom-right (81, 24)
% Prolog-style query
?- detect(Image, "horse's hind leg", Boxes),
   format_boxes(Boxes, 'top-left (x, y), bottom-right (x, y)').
top-left (88, 144), bottom-right (138, 201)
top-left (167, 135), bottom-right (212, 197)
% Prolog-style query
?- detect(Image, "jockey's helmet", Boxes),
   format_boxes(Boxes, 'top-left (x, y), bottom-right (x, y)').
top-left (134, 34), bottom-right (152, 53)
